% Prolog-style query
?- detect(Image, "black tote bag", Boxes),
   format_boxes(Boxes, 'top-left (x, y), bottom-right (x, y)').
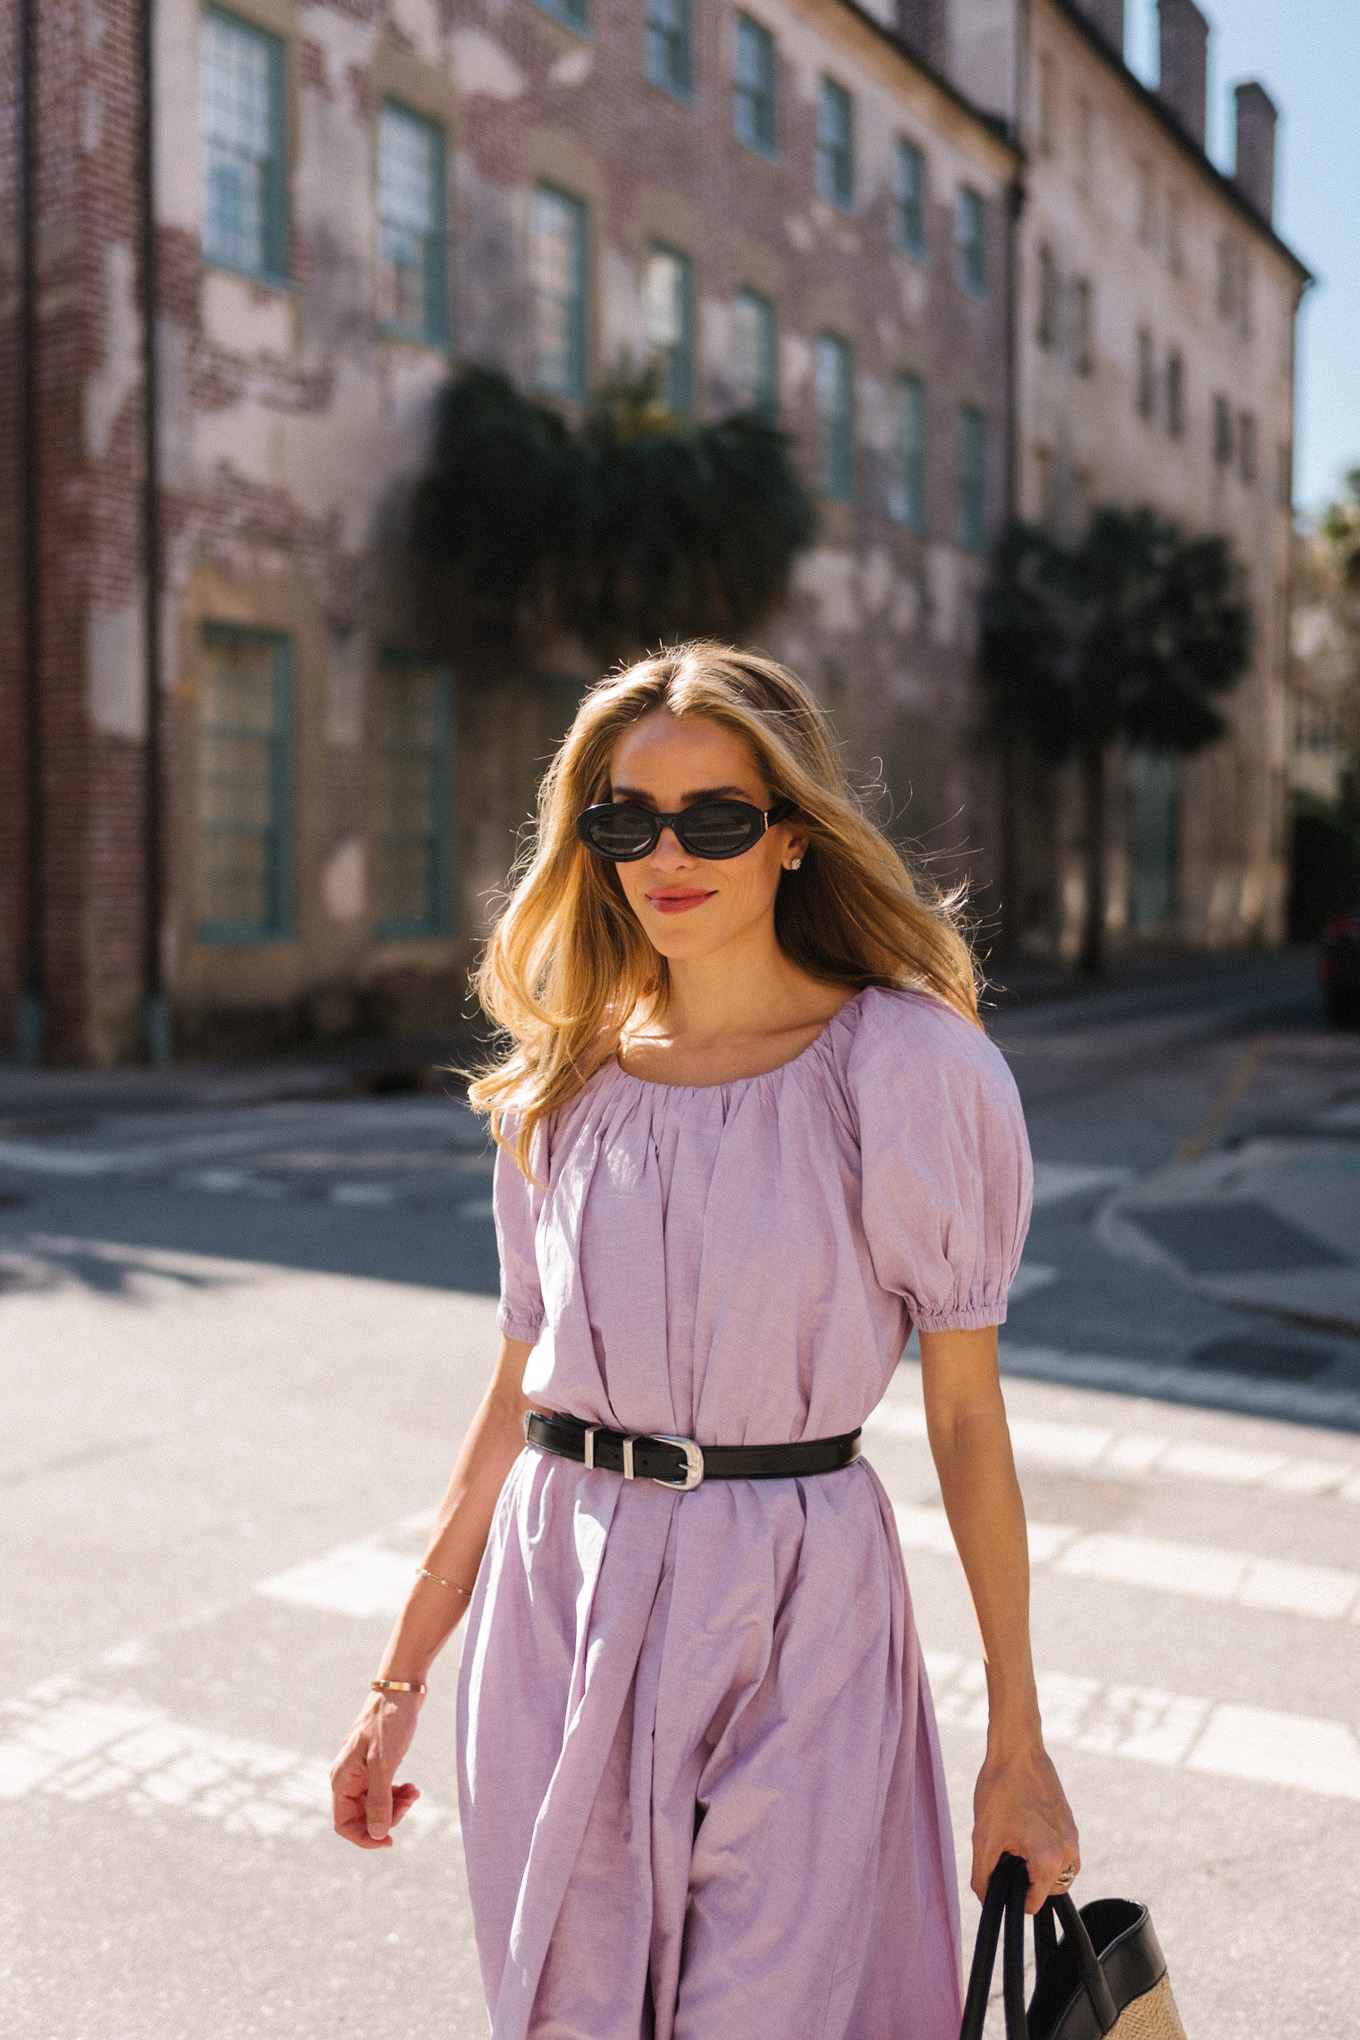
top-left (959, 1854), bottom-right (1187, 2040)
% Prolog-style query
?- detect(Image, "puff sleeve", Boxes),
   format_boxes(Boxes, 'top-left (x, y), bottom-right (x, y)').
top-left (492, 1134), bottom-right (546, 1346)
top-left (849, 989), bottom-right (1032, 1332)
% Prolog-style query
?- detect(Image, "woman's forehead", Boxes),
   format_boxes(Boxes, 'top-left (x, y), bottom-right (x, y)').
top-left (610, 711), bottom-right (764, 789)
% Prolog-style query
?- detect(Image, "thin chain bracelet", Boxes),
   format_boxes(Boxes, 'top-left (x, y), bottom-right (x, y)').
top-left (417, 1566), bottom-right (472, 1597)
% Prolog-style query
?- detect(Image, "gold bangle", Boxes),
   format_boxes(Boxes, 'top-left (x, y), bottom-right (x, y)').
top-left (371, 1677), bottom-right (426, 1695)
top-left (417, 1566), bottom-right (472, 1598)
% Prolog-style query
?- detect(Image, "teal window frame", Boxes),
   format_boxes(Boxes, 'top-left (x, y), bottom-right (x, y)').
top-left (196, 624), bottom-right (294, 945)
top-left (374, 659), bottom-right (454, 941)
top-left (730, 288), bottom-right (777, 421)
top-left (816, 78), bottom-right (854, 211)
top-left (645, 244), bottom-right (694, 415)
top-left (377, 101), bottom-right (447, 346)
top-left (958, 405), bottom-right (987, 553)
top-left (532, 184), bottom-right (589, 402)
top-left (532, 0), bottom-right (590, 30)
top-left (645, 0), bottom-right (693, 97)
top-left (815, 333), bottom-right (854, 501)
top-left (733, 14), bottom-right (777, 158)
top-left (201, 6), bottom-right (288, 288)
top-left (890, 374), bottom-right (927, 532)
top-left (894, 137), bottom-right (927, 259)
top-left (955, 185), bottom-right (987, 299)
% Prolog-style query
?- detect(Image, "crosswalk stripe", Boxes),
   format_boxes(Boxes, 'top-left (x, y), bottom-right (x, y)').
top-left (0, 1673), bottom-right (457, 1840)
top-left (925, 1653), bottom-right (1360, 1804)
top-left (895, 1503), bottom-right (1360, 1621)
top-left (865, 1400), bottom-right (1360, 1501)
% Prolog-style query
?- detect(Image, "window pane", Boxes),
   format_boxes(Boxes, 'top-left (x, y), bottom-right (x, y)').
top-left (815, 334), bottom-right (853, 500)
top-left (730, 290), bottom-right (776, 419)
top-left (955, 187), bottom-right (986, 298)
top-left (374, 666), bottom-right (450, 936)
top-left (646, 0), bottom-right (692, 95)
top-left (201, 10), bottom-right (283, 279)
top-left (378, 105), bottom-right (444, 340)
top-left (734, 15), bottom-right (776, 155)
top-left (890, 375), bottom-right (926, 531)
top-left (645, 246), bottom-right (693, 414)
top-left (532, 186), bottom-right (588, 399)
top-left (894, 138), bottom-right (926, 257)
top-left (198, 631), bottom-right (290, 937)
top-left (816, 79), bottom-right (854, 210)
top-left (958, 406), bottom-right (986, 552)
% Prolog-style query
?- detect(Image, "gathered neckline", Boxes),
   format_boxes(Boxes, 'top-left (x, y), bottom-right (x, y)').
top-left (610, 987), bottom-right (869, 1096)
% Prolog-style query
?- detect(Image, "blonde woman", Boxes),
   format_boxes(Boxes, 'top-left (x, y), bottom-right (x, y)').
top-left (330, 645), bottom-right (1078, 2039)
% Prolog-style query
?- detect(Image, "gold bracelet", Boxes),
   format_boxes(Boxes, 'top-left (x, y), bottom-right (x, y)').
top-left (371, 1677), bottom-right (426, 1695)
top-left (417, 1566), bottom-right (472, 1598)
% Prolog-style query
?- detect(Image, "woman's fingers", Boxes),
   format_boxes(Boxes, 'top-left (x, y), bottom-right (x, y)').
top-left (971, 1745), bottom-right (1081, 1913)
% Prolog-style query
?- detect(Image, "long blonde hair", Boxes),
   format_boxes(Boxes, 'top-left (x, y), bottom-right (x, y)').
top-left (470, 644), bottom-right (980, 1170)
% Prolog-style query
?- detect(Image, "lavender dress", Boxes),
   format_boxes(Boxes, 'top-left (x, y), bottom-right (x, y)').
top-left (457, 988), bottom-right (1032, 2040)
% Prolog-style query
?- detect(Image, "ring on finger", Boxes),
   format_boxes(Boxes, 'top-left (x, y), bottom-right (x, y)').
top-left (1054, 1864), bottom-right (1077, 1890)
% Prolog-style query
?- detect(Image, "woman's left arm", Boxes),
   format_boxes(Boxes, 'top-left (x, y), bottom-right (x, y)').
top-left (918, 1324), bottom-right (1080, 1914)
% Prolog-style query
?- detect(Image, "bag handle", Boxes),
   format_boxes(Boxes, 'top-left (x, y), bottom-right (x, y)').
top-left (959, 1858), bottom-right (1120, 2040)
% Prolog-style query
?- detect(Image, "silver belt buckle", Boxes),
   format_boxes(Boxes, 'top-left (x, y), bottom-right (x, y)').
top-left (649, 1433), bottom-right (705, 1491)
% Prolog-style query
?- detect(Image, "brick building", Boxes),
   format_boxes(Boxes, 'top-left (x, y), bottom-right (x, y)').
top-left (3, 0), bottom-right (1016, 1065)
top-left (946, 0), bottom-right (1309, 954)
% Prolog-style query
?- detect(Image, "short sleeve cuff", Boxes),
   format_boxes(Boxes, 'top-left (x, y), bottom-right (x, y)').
top-left (912, 1299), bottom-right (1009, 1334)
top-left (497, 1298), bottom-right (544, 1343)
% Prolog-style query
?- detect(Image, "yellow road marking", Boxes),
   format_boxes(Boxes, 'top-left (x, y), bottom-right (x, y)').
top-left (1174, 1033), bottom-right (1272, 1162)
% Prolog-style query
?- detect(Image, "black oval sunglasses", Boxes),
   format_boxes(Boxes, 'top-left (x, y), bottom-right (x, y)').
top-left (576, 798), bottom-right (796, 863)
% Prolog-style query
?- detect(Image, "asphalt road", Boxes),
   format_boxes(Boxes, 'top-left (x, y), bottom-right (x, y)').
top-left (2, 950), bottom-right (1359, 2037)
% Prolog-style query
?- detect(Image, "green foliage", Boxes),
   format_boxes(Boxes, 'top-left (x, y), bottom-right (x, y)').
top-left (1322, 468), bottom-right (1360, 593)
top-left (403, 366), bottom-right (816, 665)
top-left (980, 506), bottom-right (1252, 763)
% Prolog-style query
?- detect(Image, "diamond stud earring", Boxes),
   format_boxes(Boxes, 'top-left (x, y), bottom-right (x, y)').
top-left (787, 857), bottom-right (802, 871)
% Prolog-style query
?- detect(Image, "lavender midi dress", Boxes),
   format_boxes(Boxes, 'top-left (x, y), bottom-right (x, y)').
top-left (457, 987), bottom-right (1032, 2040)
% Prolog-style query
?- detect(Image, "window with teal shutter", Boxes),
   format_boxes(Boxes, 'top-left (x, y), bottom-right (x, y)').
top-left (378, 103), bottom-right (446, 345)
top-left (197, 627), bottom-right (293, 943)
top-left (815, 334), bottom-right (853, 501)
top-left (646, 0), bottom-right (692, 96)
top-left (532, 186), bottom-right (589, 400)
top-left (201, 8), bottom-right (287, 285)
top-left (890, 375), bottom-right (927, 532)
top-left (734, 15), bottom-right (777, 157)
top-left (374, 662), bottom-right (453, 939)
top-left (645, 246), bottom-right (694, 415)
top-left (894, 138), bottom-right (927, 259)
top-left (955, 186), bottom-right (988, 299)
top-left (816, 79), bottom-right (854, 211)
top-left (729, 290), bottom-right (777, 420)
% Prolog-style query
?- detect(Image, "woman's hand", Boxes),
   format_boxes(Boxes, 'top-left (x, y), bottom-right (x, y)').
top-left (331, 1691), bottom-right (423, 1849)
top-left (971, 1736), bottom-right (1080, 1913)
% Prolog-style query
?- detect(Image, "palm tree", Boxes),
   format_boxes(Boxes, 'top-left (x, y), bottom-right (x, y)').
top-left (981, 507), bottom-right (1252, 976)
top-left (403, 366), bottom-right (815, 670)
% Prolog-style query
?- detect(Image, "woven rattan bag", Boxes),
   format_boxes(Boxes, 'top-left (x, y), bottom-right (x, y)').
top-left (960, 1854), bottom-right (1187, 2040)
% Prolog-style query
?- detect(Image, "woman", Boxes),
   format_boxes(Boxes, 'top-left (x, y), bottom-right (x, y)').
top-left (330, 645), bottom-right (1078, 2040)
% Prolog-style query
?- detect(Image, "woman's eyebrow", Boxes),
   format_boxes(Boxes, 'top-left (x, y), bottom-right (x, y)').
top-left (609, 784), bottom-right (755, 806)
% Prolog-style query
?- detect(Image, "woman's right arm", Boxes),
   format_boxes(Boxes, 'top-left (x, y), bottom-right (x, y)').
top-left (329, 1333), bottom-right (535, 1849)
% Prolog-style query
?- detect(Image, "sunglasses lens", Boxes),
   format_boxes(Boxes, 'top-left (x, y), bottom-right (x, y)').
top-left (678, 803), bottom-right (764, 859)
top-left (580, 806), bottom-right (657, 860)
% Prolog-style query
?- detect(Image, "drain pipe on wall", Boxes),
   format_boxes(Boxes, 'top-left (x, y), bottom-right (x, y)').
top-left (16, 0), bottom-right (44, 1065)
top-left (139, 0), bottom-right (171, 1065)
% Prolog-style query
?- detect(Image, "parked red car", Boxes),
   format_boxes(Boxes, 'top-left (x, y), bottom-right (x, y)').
top-left (1320, 896), bottom-right (1360, 1024)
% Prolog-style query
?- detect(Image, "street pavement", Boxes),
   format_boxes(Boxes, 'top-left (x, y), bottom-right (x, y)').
top-left (2, 948), bottom-right (1359, 2037)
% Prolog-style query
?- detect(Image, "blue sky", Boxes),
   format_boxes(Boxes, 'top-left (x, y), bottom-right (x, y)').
top-left (1122, 0), bottom-right (1359, 516)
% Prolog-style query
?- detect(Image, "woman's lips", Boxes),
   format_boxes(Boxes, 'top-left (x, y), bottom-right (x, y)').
top-left (646, 890), bottom-right (716, 915)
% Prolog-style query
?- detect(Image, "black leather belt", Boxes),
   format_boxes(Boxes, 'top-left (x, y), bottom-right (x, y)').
top-left (523, 1409), bottom-right (861, 1492)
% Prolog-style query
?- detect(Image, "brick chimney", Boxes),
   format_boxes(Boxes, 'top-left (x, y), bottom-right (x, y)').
top-left (1069, 0), bottom-right (1125, 56)
top-left (1157, 0), bottom-right (1208, 148)
top-left (1233, 81), bottom-right (1277, 223)
top-left (897, 0), bottom-right (948, 71)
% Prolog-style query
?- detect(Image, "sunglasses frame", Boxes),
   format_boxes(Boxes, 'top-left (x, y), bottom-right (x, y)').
top-left (576, 798), bottom-right (797, 863)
